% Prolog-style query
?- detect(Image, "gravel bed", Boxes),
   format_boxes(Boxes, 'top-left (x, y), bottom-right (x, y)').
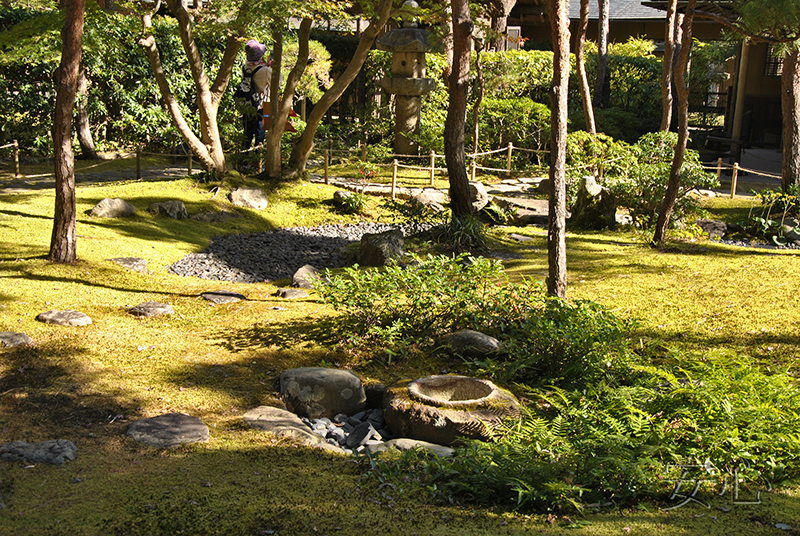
top-left (168, 222), bottom-right (423, 283)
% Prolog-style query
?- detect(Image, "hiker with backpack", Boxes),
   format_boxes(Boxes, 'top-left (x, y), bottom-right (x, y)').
top-left (237, 39), bottom-right (271, 150)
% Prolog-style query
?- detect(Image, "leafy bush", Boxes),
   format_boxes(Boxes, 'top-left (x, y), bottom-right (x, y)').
top-left (336, 190), bottom-right (368, 214)
top-left (428, 213), bottom-right (490, 253)
top-left (472, 97), bottom-right (551, 154)
top-left (738, 185), bottom-right (799, 245)
top-left (609, 131), bottom-right (718, 228)
top-left (565, 131), bottom-right (634, 204)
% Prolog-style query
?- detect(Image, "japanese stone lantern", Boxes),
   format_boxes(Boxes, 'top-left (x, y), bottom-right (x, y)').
top-left (376, 6), bottom-right (439, 155)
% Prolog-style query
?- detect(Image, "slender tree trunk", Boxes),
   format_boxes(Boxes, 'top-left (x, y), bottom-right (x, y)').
top-left (262, 18), bottom-right (312, 179)
top-left (782, 49), bottom-right (800, 191)
top-left (653, 0), bottom-right (696, 248)
top-left (577, 0), bottom-right (595, 134)
top-left (288, 0), bottom-right (393, 173)
top-left (660, 0), bottom-right (677, 131)
top-left (472, 41), bottom-right (485, 153)
top-left (50, 0), bottom-right (85, 264)
top-left (594, 0), bottom-right (610, 109)
top-left (445, 0), bottom-right (474, 217)
top-left (76, 64), bottom-right (97, 160)
top-left (548, 0), bottom-right (570, 298)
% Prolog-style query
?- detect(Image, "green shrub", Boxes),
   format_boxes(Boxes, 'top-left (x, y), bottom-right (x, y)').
top-left (738, 185), bottom-right (799, 245)
top-left (472, 97), bottom-right (551, 154)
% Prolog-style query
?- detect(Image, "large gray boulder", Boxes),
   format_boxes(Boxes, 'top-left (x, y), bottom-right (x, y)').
top-left (359, 229), bottom-right (404, 267)
top-left (696, 219), bottom-right (728, 240)
top-left (90, 198), bottom-right (136, 218)
top-left (229, 188), bottom-right (268, 210)
top-left (570, 175), bottom-right (617, 230)
top-left (149, 200), bottom-right (188, 219)
top-left (292, 264), bottom-right (320, 289)
top-left (439, 329), bottom-right (501, 358)
top-left (280, 367), bottom-right (366, 419)
top-left (469, 181), bottom-right (491, 211)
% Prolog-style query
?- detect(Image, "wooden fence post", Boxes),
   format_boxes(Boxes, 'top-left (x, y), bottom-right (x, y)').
top-left (13, 140), bottom-right (19, 179)
top-left (187, 153), bottom-right (193, 176)
top-left (716, 157), bottom-right (723, 182)
top-left (471, 159), bottom-right (477, 182)
top-left (730, 162), bottom-right (739, 198)
top-left (506, 142), bottom-right (513, 177)
top-left (430, 150), bottom-right (435, 186)
top-left (392, 159), bottom-right (398, 200)
top-left (136, 147), bottom-right (141, 180)
top-left (361, 144), bottom-right (367, 162)
top-left (324, 149), bottom-right (330, 184)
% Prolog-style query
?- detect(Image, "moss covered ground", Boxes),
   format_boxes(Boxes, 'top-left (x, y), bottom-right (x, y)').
top-left (0, 161), bottom-right (798, 535)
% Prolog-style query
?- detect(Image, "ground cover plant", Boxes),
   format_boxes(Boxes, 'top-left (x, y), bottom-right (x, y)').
top-left (1, 160), bottom-right (800, 534)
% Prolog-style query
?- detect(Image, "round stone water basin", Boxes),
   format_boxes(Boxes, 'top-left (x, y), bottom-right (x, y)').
top-left (408, 375), bottom-right (495, 408)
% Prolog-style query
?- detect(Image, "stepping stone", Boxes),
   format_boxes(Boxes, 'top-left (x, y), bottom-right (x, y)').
top-left (229, 188), bottom-right (268, 210)
top-left (366, 438), bottom-right (454, 458)
top-left (0, 331), bottom-right (33, 347)
top-left (90, 198), bottom-right (136, 218)
top-left (277, 288), bottom-right (308, 299)
top-left (128, 301), bottom-right (174, 318)
top-left (280, 367), bottom-right (366, 419)
top-left (149, 200), bottom-right (187, 219)
top-left (243, 406), bottom-right (332, 450)
top-left (109, 257), bottom-right (149, 274)
top-left (126, 413), bottom-right (209, 448)
top-left (201, 290), bottom-right (247, 304)
top-left (191, 211), bottom-right (242, 223)
top-left (36, 310), bottom-right (92, 327)
top-left (509, 233), bottom-right (534, 242)
top-left (0, 439), bottom-right (78, 465)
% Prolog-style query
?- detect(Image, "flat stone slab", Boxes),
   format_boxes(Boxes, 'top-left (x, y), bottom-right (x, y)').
top-left (90, 197), bottom-right (136, 218)
top-left (128, 301), bottom-right (174, 318)
top-left (126, 413), bottom-right (209, 448)
top-left (0, 331), bottom-right (33, 347)
top-left (366, 438), bottom-right (454, 458)
top-left (0, 439), bottom-right (77, 465)
top-left (277, 288), bottom-right (309, 299)
top-left (509, 233), bottom-right (534, 242)
top-left (200, 290), bottom-right (247, 304)
top-left (109, 257), bottom-right (149, 274)
top-left (36, 310), bottom-right (92, 327)
top-left (229, 188), bottom-right (268, 210)
top-left (243, 406), bottom-right (334, 450)
top-left (191, 211), bottom-right (242, 223)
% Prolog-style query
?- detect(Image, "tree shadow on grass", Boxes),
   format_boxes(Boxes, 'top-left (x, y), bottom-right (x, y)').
top-left (211, 314), bottom-right (342, 353)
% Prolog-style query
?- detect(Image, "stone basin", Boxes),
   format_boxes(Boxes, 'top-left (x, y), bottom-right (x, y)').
top-left (383, 375), bottom-right (521, 446)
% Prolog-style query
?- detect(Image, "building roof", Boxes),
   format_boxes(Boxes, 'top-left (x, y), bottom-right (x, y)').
top-left (568, 0), bottom-right (665, 21)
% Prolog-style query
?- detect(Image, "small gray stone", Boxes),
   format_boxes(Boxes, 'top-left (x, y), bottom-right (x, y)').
top-left (128, 301), bottom-right (174, 318)
top-left (697, 219), bottom-right (728, 240)
top-left (149, 200), bottom-right (188, 219)
top-left (469, 181), bottom-right (491, 211)
top-left (201, 290), bottom-right (246, 304)
top-left (243, 406), bottom-right (333, 450)
top-left (90, 198), bottom-right (136, 218)
top-left (365, 438), bottom-right (454, 458)
top-left (346, 421), bottom-right (377, 449)
top-left (0, 439), bottom-right (77, 465)
top-left (229, 188), bottom-right (269, 210)
top-left (277, 288), bottom-right (309, 299)
top-left (109, 257), bottom-right (149, 274)
top-left (509, 233), bottom-right (533, 242)
top-left (0, 331), bottom-right (33, 347)
top-left (439, 329), bottom-right (501, 357)
top-left (126, 413), bottom-right (209, 448)
top-left (36, 310), bottom-right (92, 327)
top-left (292, 264), bottom-right (321, 289)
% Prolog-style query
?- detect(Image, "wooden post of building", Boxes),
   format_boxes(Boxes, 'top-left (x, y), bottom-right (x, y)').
top-left (392, 159), bottom-right (398, 200)
top-left (324, 149), bottom-right (330, 184)
top-left (730, 162), bottom-right (739, 198)
top-left (136, 147), bottom-right (141, 180)
top-left (506, 142), bottom-right (513, 177)
top-left (430, 150), bottom-right (435, 186)
top-left (13, 140), bottom-right (19, 179)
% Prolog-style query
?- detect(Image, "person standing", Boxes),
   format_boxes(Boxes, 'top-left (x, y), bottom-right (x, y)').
top-left (241, 40), bottom-right (271, 149)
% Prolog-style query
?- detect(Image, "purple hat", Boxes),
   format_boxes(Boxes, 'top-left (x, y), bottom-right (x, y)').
top-left (245, 40), bottom-right (267, 62)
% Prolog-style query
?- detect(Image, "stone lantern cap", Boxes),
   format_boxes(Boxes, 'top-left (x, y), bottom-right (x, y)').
top-left (376, 28), bottom-right (442, 54)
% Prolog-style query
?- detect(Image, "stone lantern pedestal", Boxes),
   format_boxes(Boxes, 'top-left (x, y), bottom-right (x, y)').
top-left (377, 28), bottom-right (438, 155)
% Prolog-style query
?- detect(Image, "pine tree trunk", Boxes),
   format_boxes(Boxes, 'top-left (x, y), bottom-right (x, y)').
top-left (594, 0), bottom-right (610, 109)
top-left (653, 0), bottom-right (696, 247)
top-left (445, 0), bottom-right (474, 217)
top-left (50, 0), bottom-right (85, 264)
top-left (660, 0), bottom-right (677, 131)
top-left (782, 50), bottom-right (800, 191)
top-left (548, 0), bottom-right (570, 298)
top-left (76, 64), bottom-right (98, 160)
top-left (577, 0), bottom-right (595, 134)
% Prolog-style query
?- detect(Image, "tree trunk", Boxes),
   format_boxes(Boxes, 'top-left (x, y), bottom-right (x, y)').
top-left (660, 0), bottom-right (677, 131)
top-left (577, 0), bottom-right (595, 134)
top-left (263, 18), bottom-right (313, 179)
top-left (288, 0), bottom-right (393, 173)
top-left (653, 0), bottom-right (696, 248)
top-left (489, 0), bottom-right (515, 52)
top-left (782, 49), bottom-right (800, 191)
top-left (472, 41), bottom-right (485, 153)
top-left (445, 0), bottom-right (474, 217)
top-left (76, 64), bottom-right (98, 160)
top-left (594, 0), bottom-right (610, 109)
top-left (548, 0), bottom-right (570, 298)
top-left (50, 0), bottom-right (85, 264)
